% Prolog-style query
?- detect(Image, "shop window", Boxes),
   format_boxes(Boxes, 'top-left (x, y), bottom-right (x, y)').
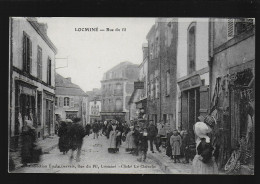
top-left (64, 97), bottom-right (70, 107)
top-left (187, 22), bottom-right (196, 74)
top-left (37, 46), bottom-right (42, 80)
top-left (23, 32), bottom-right (32, 73)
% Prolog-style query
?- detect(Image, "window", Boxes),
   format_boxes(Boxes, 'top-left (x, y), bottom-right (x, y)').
top-left (227, 18), bottom-right (255, 40)
top-left (59, 97), bottom-right (63, 107)
top-left (64, 97), bottom-right (70, 107)
top-left (166, 71), bottom-right (170, 96)
top-left (47, 58), bottom-right (52, 85)
top-left (155, 37), bottom-right (159, 58)
top-left (37, 46), bottom-right (42, 79)
top-left (55, 97), bottom-right (58, 106)
top-left (70, 98), bottom-right (74, 107)
top-left (23, 32), bottom-right (32, 73)
top-left (187, 23), bottom-right (196, 74)
top-left (115, 99), bottom-right (122, 111)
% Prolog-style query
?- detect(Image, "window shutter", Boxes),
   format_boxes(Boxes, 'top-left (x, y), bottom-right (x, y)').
top-left (227, 19), bottom-right (235, 40)
top-left (23, 35), bottom-right (26, 71)
top-left (70, 97), bottom-right (74, 107)
top-left (199, 85), bottom-right (209, 117)
top-left (60, 97), bottom-right (63, 107)
top-left (29, 39), bottom-right (32, 73)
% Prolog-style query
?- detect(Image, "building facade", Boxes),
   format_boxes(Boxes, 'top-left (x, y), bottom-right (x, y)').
top-left (209, 18), bottom-right (255, 172)
top-left (9, 17), bottom-right (57, 152)
top-left (146, 18), bottom-right (178, 130)
top-left (86, 88), bottom-right (102, 123)
top-left (100, 61), bottom-right (139, 122)
top-left (128, 43), bottom-right (148, 121)
top-left (176, 18), bottom-right (210, 141)
top-left (55, 74), bottom-right (88, 127)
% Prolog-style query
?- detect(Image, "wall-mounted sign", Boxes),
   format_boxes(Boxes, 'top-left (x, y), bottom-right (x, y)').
top-left (134, 81), bottom-right (144, 89)
top-left (178, 75), bottom-right (202, 91)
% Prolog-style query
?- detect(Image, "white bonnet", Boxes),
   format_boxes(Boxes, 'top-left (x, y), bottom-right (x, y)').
top-left (194, 121), bottom-right (212, 143)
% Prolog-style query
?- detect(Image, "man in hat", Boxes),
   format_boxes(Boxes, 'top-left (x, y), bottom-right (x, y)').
top-left (147, 120), bottom-right (160, 153)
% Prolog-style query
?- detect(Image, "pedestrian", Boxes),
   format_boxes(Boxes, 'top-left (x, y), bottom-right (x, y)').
top-left (181, 130), bottom-right (191, 163)
top-left (68, 117), bottom-right (85, 162)
top-left (191, 115), bottom-right (218, 174)
top-left (85, 122), bottom-right (91, 136)
top-left (170, 129), bottom-right (182, 163)
top-left (137, 128), bottom-right (149, 162)
top-left (147, 120), bottom-right (160, 153)
top-left (166, 129), bottom-right (174, 159)
top-left (132, 125), bottom-right (141, 156)
top-left (125, 126), bottom-right (136, 152)
top-left (108, 123), bottom-right (119, 153)
top-left (116, 121), bottom-right (123, 147)
top-left (58, 120), bottom-right (70, 154)
top-left (92, 121), bottom-right (99, 139)
top-left (21, 120), bottom-right (41, 166)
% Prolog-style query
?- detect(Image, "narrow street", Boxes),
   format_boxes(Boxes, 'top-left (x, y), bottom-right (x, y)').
top-left (13, 134), bottom-right (164, 174)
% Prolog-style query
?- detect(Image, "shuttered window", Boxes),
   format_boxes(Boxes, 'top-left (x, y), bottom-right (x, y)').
top-left (70, 97), bottom-right (74, 107)
top-left (59, 97), bottom-right (63, 107)
top-left (227, 19), bottom-right (235, 40)
top-left (37, 46), bottom-right (42, 79)
top-left (199, 85), bottom-right (209, 117)
top-left (23, 32), bottom-right (32, 73)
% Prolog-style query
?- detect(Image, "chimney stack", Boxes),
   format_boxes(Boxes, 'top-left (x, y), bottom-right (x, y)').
top-left (38, 23), bottom-right (48, 35)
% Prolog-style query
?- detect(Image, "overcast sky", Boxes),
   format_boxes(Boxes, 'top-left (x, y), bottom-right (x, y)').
top-left (37, 17), bottom-right (155, 92)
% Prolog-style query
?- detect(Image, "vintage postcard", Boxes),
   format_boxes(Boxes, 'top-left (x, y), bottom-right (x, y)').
top-left (8, 17), bottom-right (255, 174)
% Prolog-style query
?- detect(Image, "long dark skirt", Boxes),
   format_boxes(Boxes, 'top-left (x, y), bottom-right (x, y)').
top-left (166, 145), bottom-right (172, 157)
top-left (59, 136), bottom-right (70, 152)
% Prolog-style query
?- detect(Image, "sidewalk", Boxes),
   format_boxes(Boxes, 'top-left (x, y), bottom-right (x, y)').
top-left (147, 147), bottom-right (226, 174)
top-left (10, 135), bottom-right (59, 171)
top-left (147, 148), bottom-right (192, 174)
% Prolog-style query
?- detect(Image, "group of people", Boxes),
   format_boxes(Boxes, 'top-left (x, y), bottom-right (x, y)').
top-left (58, 117), bottom-right (85, 162)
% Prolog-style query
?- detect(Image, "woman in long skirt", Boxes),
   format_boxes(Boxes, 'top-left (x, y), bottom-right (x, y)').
top-left (108, 124), bottom-right (119, 153)
top-left (125, 126), bottom-right (137, 153)
top-left (191, 117), bottom-right (218, 174)
top-left (58, 121), bottom-right (70, 154)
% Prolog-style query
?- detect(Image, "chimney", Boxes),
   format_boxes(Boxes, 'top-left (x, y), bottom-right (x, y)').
top-left (142, 43), bottom-right (148, 60)
top-left (38, 23), bottom-right (48, 35)
top-left (66, 77), bottom-right (71, 83)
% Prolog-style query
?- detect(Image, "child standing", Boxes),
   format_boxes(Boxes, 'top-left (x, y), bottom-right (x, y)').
top-left (137, 128), bottom-right (149, 162)
top-left (170, 130), bottom-right (182, 163)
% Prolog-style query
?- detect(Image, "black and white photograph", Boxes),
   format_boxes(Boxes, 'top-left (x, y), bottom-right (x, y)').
top-left (8, 17), bottom-right (255, 174)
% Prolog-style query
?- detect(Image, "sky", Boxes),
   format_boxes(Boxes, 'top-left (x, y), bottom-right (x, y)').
top-left (37, 17), bottom-right (155, 92)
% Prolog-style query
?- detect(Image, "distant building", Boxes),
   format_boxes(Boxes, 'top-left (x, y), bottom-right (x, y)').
top-left (9, 17), bottom-right (58, 147)
top-left (128, 43), bottom-right (148, 121)
top-left (100, 61), bottom-right (139, 122)
top-left (146, 18), bottom-right (178, 131)
top-left (54, 73), bottom-right (88, 126)
top-left (86, 88), bottom-right (102, 123)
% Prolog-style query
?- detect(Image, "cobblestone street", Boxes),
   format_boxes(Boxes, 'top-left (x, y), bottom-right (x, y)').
top-left (12, 134), bottom-right (164, 174)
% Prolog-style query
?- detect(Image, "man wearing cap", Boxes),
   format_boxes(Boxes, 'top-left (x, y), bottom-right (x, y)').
top-left (147, 120), bottom-right (160, 153)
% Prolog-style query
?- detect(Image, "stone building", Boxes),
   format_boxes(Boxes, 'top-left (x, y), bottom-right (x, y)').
top-left (175, 18), bottom-right (210, 141)
top-left (128, 43), bottom-right (148, 121)
top-left (54, 73), bottom-right (88, 126)
top-left (208, 18), bottom-right (255, 173)
top-left (9, 17), bottom-right (57, 148)
top-left (86, 88), bottom-right (102, 124)
top-left (146, 18), bottom-right (178, 130)
top-left (100, 61), bottom-right (139, 122)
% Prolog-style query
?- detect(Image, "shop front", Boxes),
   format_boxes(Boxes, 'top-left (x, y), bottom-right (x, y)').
top-left (178, 74), bottom-right (209, 142)
top-left (43, 90), bottom-right (55, 138)
top-left (100, 112), bottom-right (126, 123)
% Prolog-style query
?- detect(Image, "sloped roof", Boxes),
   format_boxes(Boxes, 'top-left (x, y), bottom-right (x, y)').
top-left (55, 73), bottom-right (87, 97)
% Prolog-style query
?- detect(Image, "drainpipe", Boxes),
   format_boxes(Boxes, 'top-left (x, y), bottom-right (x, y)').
top-left (9, 17), bottom-right (13, 148)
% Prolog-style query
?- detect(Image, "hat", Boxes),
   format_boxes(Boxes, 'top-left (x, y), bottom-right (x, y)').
top-left (194, 122), bottom-right (211, 143)
top-left (25, 120), bottom-right (35, 130)
top-left (65, 119), bottom-right (73, 123)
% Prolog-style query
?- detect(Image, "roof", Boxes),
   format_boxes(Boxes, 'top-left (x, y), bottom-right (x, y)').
top-left (27, 18), bottom-right (58, 54)
top-left (55, 73), bottom-right (87, 97)
top-left (146, 24), bottom-right (156, 40)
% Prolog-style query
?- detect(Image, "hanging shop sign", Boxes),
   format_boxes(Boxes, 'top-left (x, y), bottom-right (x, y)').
top-left (134, 81), bottom-right (144, 89)
top-left (178, 75), bottom-right (202, 91)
